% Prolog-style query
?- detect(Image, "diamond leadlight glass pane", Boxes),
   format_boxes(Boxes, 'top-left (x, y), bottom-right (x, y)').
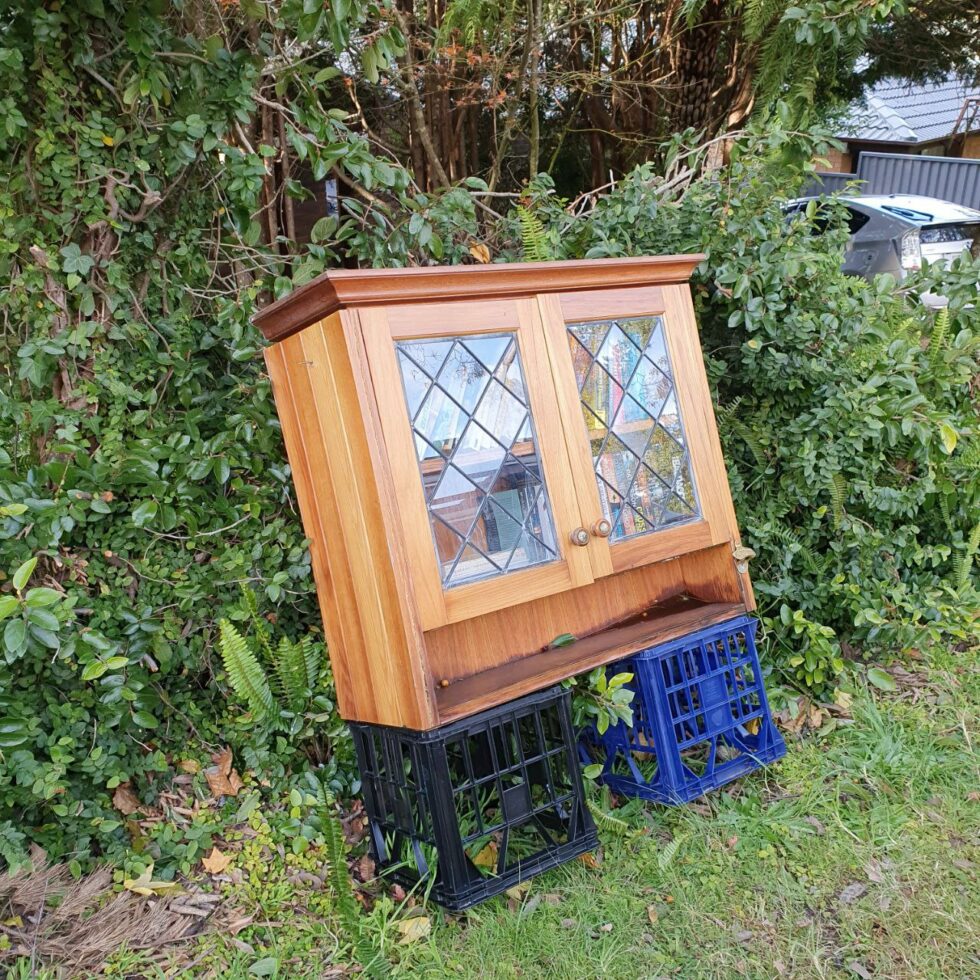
top-left (567, 316), bottom-right (701, 541)
top-left (395, 333), bottom-right (559, 587)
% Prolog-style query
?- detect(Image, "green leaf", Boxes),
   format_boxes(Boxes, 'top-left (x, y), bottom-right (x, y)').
top-left (132, 500), bottom-right (158, 527)
top-left (939, 422), bottom-right (957, 455)
top-left (0, 596), bottom-right (20, 621)
top-left (25, 587), bottom-right (61, 607)
top-left (249, 958), bottom-right (279, 977)
top-left (549, 633), bottom-right (577, 648)
top-left (82, 661), bottom-right (108, 681)
top-left (4, 617), bottom-right (27, 653)
top-left (27, 606), bottom-right (60, 631)
top-left (582, 763), bottom-right (603, 780)
top-left (12, 557), bottom-right (37, 591)
top-left (867, 667), bottom-right (897, 692)
top-left (132, 711), bottom-right (159, 729)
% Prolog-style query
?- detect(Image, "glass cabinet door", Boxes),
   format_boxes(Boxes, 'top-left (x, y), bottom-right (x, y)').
top-left (359, 298), bottom-right (595, 629)
top-left (395, 333), bottom-right (559, 588)
top-left (538, 285), bottom-right (729, 578)
top-left (566, 315), bottom-right (701, 541)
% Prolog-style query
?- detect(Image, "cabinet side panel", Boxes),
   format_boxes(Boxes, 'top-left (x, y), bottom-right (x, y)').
top-left (299, 317), bottom-right (435, 729)
top-left (265, 337), bottom-right (360, 720)
top-left (268, 319), bottom-right (434, 729)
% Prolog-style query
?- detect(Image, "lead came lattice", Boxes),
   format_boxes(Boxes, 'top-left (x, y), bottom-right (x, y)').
top-left (395, 332), bottom-right (559, 587)
top-left (567, 316), bottom-right (701, 541)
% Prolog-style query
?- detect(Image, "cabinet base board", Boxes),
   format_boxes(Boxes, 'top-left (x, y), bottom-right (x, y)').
top-left (436, 596), bottom-right (744, 724)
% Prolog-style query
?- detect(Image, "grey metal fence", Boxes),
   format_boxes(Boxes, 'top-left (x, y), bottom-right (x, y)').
top-left (807, 153), bottom-right (980, 208)
top-left (800, 171), bottom-right (862, 197)
top-left (854, 152), bottom-right (980, 209)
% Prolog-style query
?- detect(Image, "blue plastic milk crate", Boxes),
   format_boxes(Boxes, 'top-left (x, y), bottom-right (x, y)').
top-left (580, 615), bottom-right (786, 804)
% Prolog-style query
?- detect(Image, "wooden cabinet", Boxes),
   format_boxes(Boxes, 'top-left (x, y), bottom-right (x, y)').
top-left (255, 256), bottom-right (754, 731)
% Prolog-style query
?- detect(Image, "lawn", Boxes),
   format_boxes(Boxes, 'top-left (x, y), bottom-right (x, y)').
top-left (9, 646), bottom-right (978, 979)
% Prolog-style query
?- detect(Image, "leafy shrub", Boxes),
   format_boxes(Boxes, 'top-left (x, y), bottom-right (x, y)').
top-left (509, 126), bottom-right (979, 693)
top-left (1, 1), bottom-right (975, 876)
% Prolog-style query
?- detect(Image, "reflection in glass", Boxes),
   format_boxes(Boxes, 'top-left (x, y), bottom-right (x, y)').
top-left (568, 316), bottom-right (700, 541)
top-left (396, 333), bottom-right (559, 587)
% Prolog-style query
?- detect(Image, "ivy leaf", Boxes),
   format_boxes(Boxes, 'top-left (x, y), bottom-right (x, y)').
top-left (59, 243), bottom-right (95, 276)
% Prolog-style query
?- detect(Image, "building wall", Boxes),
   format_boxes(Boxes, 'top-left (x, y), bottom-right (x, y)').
top-left (962, 134), bottom-right (980, 160)
top-left (816, 147), bottom-right (853, 173)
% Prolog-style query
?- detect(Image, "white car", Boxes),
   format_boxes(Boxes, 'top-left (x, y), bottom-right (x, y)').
top-left (784, 194), bottom-right (980, 280)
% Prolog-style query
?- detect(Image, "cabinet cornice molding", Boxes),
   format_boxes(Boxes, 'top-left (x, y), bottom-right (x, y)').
top-left (253, 255), bottom-right (705, 342)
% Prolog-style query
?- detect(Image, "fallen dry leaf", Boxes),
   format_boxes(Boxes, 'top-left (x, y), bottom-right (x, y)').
top-left (839, 882), bottom-right (867, 904)
top-left (178, 759), bottom-right (201, 774)
top-left (847, 961), bottom-right (873, 979)
top-left (112, 784), bottom-right (142, 816)
top-left (468, 242), bottom-right (491, 263)
top-left (505, 881), bottom-right (531, 902)
top-left (355, 853), bottom-right (376, 882)
top-left (205, 746), bottom-right (244, 798)
top-left (577, 851), bottom-right (601, 870)
top-left (123, 862), bottom-right (182, 897)
top-left (646, 904), bottom-right (659, 925)
top-left (396, 914), bottom-right (431, 944)
top-left (865, 860), bottom-right (884, 884)
top-left (473, 841), bottom-right (498, 869)
top-left (202, 847), bottom-right (233, 875)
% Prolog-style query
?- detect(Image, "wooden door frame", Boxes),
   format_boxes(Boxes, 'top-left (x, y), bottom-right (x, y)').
top-left (539, 284), bottom-right (736, 579)
top-left (356, 297), bottom-right (594, 630)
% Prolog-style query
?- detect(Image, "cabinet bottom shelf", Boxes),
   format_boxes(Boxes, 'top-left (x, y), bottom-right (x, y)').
top-left (435, 595), bottom-right (746, 724)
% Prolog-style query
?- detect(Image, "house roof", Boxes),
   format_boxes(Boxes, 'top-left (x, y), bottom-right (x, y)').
top-left (838, 76), bottom-right (980, 145)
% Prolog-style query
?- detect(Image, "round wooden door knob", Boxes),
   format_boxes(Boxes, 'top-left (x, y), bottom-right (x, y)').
top-left (591, 518), bottom-right (612, 538)
top-left (569, 527), bottom-right (590, 547)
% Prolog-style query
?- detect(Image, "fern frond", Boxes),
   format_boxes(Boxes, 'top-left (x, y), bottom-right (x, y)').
top-left (827, 473), bottom-right (847, 531)
top-left (301, 636), bottom-right (322, 691)
top-left (274, 636), bottom-right (311, 712)
top-left (515, 204), bottom-right (551, 262)
top-left (768, 524), bottom-right (831, 576)
top-left (323, 809), bottom-right (388, 977)
top-left (928, 307), bottom-right (951, 372)
top-left (240, 583), bottom-right (275, 666)
top-left (218, 619), bottom-right (276, 724)
top-left (587, 801), bottom-right (631, 837)
top-left (954, 520), bottom-right (980, 591)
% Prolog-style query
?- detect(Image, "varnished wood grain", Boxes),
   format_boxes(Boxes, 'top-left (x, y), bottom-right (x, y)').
top-left (558, 286), bottom-right (665, 323)
top-left (267, 316), bottom-right (436, 729)
top-left (537, 292), bottom-right (614, 579)
top-left (436, 598), bottom-right (744, 723)
top-left (356, 306), bottom-right (448, 630)
top-left (661, 283), bottom-right (755, 609)
top-left (253, 255), bottom-right (704, 341)
top-left (359, 297), bottom-right (595, 629)
top-left (424, 543), bottom-right (743, 688)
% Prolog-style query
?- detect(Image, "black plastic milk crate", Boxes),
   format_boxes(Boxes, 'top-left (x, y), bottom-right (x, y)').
top-left (349, 686), bottom-right (597, 911)
top-left (580, 616), bottom-right (786, 804)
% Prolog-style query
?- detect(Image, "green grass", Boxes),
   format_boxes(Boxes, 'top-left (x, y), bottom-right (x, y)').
top-left (93, 648), bottom-right (979, 978)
